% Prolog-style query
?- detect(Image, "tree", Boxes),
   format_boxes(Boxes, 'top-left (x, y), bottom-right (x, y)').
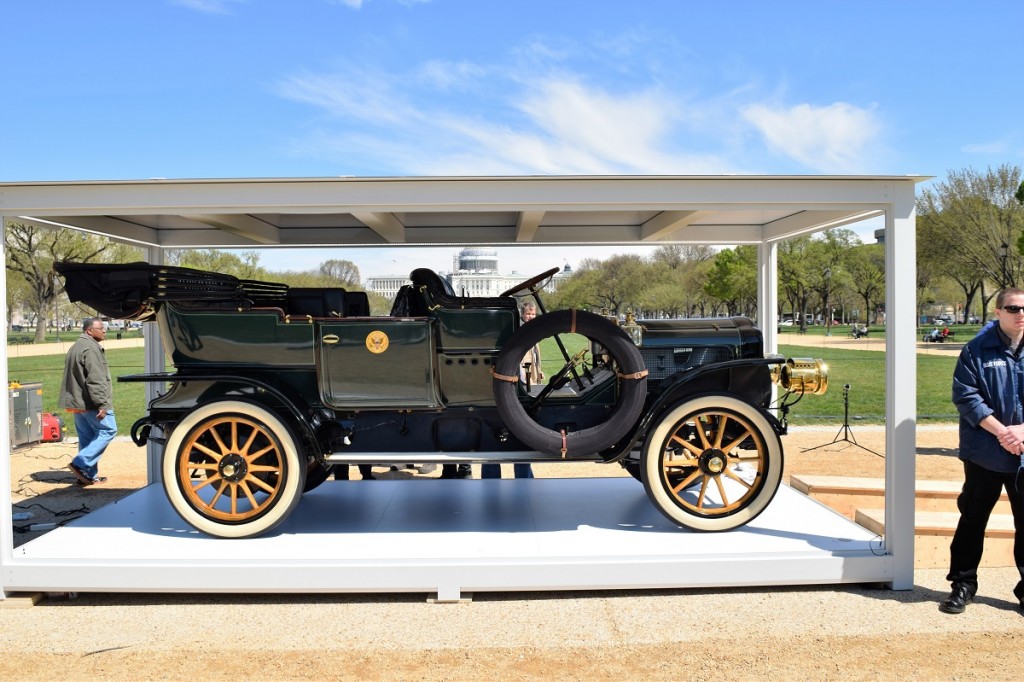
top-left (778, 237), bottom-right (816, 330)
top-left (549, 254), bottom-right (649, 314)
top-left (166, 249), bottom-right (269, 280)
top-left (651, 244), bottom-right (714, 270)
top-left (704, 246), bottom-right (757, 317)
top-left (845, 243), bottom-right (886, 324)
top-left (319, 259), bottom-right (361, 288)
top-left (5, 223), bottom-right (111, 342)
top-left (646, 245), bottom-right (716, 317)
top-left (918, 164), bottom-right (1024, 290)
top-left (810, 229), bottom-right (859, 333)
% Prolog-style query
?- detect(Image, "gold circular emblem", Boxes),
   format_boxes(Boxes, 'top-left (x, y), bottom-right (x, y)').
top-left (365, 331), bottom-right (390, 354)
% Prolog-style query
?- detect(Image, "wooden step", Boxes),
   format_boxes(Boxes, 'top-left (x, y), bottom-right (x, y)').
top-left (855, 508), bottom-right (1016, 568)
top-left (789, 474), bottom-right (1011, 519)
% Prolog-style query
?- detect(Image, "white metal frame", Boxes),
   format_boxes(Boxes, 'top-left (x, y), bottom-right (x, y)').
top-left (0, 175), bottom-right (923, 598)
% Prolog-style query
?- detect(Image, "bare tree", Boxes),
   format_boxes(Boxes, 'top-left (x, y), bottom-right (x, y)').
top-left (319, 259), bottom-right (361, 288)
top-left (5, 223), bottom-right (109, 342)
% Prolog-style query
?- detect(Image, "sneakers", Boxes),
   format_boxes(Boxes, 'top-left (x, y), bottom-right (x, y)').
top-left (939, 583), bottom-right (974, 614)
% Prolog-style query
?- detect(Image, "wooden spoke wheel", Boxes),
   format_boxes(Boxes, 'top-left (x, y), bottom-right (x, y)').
top-left (163, 400), bottom-right (305, 538)
top-left (641, 394), bottom-right (782, 531)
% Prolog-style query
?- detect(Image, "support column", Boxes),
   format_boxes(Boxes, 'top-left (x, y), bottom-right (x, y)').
top-left (0, 216), bottom-right (12, 599)
top-left (143, 247), bottom-right (166, 485)
top-left (885, 182), bottom-right (917, 589)
top-left (758, 240), bottom-right (779, 355)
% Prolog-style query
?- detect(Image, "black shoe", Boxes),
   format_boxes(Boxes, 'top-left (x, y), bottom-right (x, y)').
top-left (940, 584), bottom-right (974, 614)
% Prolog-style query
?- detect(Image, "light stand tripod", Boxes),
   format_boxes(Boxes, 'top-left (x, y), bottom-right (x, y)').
top-left (803, 383), bottom-right (881, 456)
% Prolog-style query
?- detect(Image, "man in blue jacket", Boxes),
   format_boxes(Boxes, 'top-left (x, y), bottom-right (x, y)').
top-left (946, 288), bottom-right (1024, 613)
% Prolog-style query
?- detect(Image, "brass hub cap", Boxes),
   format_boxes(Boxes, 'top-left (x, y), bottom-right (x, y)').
top-left (659, 409), bottom-right (766, 516)
top-left (699, 449), bottom-right (727, 475)
top-left (218, 453), bottom-right (248, 482)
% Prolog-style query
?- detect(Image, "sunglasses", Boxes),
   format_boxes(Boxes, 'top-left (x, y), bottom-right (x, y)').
top-left (1001, 305), bottom-right (1024, 314)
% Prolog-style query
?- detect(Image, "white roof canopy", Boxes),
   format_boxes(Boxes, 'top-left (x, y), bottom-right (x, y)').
top-left (0, 175), bottom-right (926, 248)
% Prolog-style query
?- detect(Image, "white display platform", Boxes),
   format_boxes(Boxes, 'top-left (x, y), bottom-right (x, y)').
top-left (7, 478), bottom-right (893, 600)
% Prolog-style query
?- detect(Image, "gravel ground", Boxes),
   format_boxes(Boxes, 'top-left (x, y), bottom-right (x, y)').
top-left (6, 424), bottom-right (1024, 680)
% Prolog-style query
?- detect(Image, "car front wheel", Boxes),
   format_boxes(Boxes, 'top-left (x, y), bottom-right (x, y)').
top-left (641, 394), bottom-right (782, 531)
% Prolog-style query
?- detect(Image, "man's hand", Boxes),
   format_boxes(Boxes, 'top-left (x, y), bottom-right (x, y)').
top-left (996, 424), bottom-right (1024, 454)
top-left (97, 408), bottom-right (107, 420)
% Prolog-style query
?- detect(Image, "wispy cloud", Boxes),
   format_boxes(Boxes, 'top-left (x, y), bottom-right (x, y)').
top-left (742, 102), bottom-right (881, 173)
top-left (275, 40), bottom-right (884, 176)
top-left (170, 0), bottom-right (245, 15)
top-left (961, 139), bottom-right (1017, 155)
top-left (326, 0), bottom-right (430, 8)
top-left (276, 68), bottom-right (742, 175)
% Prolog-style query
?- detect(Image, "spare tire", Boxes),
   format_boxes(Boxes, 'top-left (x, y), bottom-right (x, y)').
top-left (493, 309), bottom-right (647, 456)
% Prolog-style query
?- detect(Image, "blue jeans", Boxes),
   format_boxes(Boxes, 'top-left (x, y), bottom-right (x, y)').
top-left (72, 410), bottom-right (117, 479)
top-left (480, 463), bottom-right (534, 479)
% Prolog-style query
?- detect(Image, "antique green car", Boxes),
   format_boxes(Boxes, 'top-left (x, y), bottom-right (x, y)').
top-left (56, 261), bottom-right (827, 539)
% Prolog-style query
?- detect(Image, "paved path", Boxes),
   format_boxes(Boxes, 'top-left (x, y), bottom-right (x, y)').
top-left (5, 336), bottom-right (145, 358)
top-left (777, 329), bottom-right (964, 356)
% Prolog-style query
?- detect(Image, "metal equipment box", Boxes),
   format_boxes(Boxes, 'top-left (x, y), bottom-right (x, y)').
top-left (9, 382), bottom-right (43, 447)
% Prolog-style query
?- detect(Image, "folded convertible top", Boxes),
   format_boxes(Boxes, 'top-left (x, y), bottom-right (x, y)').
top-left (54, 261), bottom-right (288, 320)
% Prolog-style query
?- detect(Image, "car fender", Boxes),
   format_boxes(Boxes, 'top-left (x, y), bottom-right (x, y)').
top-left (599, 358), bottom-right (783, 464)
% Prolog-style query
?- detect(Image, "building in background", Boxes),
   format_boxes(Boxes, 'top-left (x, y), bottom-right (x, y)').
top-left (368, 247), bottom-right (572, 300)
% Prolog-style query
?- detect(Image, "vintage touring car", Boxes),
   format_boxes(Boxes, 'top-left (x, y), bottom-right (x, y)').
top-left (56, 261), bottom-right (827, 539)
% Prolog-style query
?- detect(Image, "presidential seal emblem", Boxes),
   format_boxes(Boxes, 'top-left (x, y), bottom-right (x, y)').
top-left (365, 331), bottom-right (389, 354)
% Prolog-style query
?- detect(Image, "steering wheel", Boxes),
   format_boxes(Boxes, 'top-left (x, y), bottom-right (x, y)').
top-left (500, 267), bottom-right (561, 297)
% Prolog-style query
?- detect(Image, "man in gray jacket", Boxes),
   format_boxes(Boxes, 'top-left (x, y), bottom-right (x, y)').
top-left (59, 317), bottom-right (116, 485)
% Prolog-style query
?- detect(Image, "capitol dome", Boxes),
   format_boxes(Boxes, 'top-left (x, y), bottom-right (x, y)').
top-left (456, 247), bottom-right (499, 273)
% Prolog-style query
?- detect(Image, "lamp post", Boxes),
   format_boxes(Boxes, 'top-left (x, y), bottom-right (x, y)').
top-left (999, 242), bottom-right (1010, 290)
top-left (824, 267), bottom-right (833, 337)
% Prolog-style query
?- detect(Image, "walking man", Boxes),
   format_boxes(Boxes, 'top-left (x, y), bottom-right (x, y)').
top-left (945, 288), bottom-right (1024, 613)
top-left (59, 317), bottom-right (116, 486)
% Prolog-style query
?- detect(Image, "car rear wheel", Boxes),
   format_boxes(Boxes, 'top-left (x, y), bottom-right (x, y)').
top-left (641, 394), bottom-right (782, 531)
top-left (162, 400), bottom-right (305, 538)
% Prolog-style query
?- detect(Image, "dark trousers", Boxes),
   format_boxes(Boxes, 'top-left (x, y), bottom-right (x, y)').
top-left (440, 463), bottom-right (472, 479)
top-left (947, 459), bottom-right (1024, 599)
top-left (333, 465), bottom-right (374, 480)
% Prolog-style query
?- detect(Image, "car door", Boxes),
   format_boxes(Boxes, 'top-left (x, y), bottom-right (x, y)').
top-left (318, 318), bottom-right (442, 409)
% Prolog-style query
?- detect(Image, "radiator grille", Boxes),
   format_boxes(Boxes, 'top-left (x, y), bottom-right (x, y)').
top-left (639, 346), bottom-right (734, 381)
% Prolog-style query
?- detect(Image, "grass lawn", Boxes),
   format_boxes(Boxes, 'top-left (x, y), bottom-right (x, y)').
top-left (8, 347), bottom-right (148, 439)
top-left (779, 322), bottom-right (984, 341)
top-left (9, 340), bottom-right (959, 439)
top-left (537, 337), bottom-right (958, 424)
top-left (778, 344), bottom-right (957, 424)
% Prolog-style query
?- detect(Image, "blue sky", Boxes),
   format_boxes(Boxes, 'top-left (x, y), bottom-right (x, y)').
top-left (2, 0), bottom-right (1021, 277)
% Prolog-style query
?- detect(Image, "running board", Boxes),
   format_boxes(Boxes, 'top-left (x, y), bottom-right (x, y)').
top-left (323, 451), bottom-right (600, 464)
